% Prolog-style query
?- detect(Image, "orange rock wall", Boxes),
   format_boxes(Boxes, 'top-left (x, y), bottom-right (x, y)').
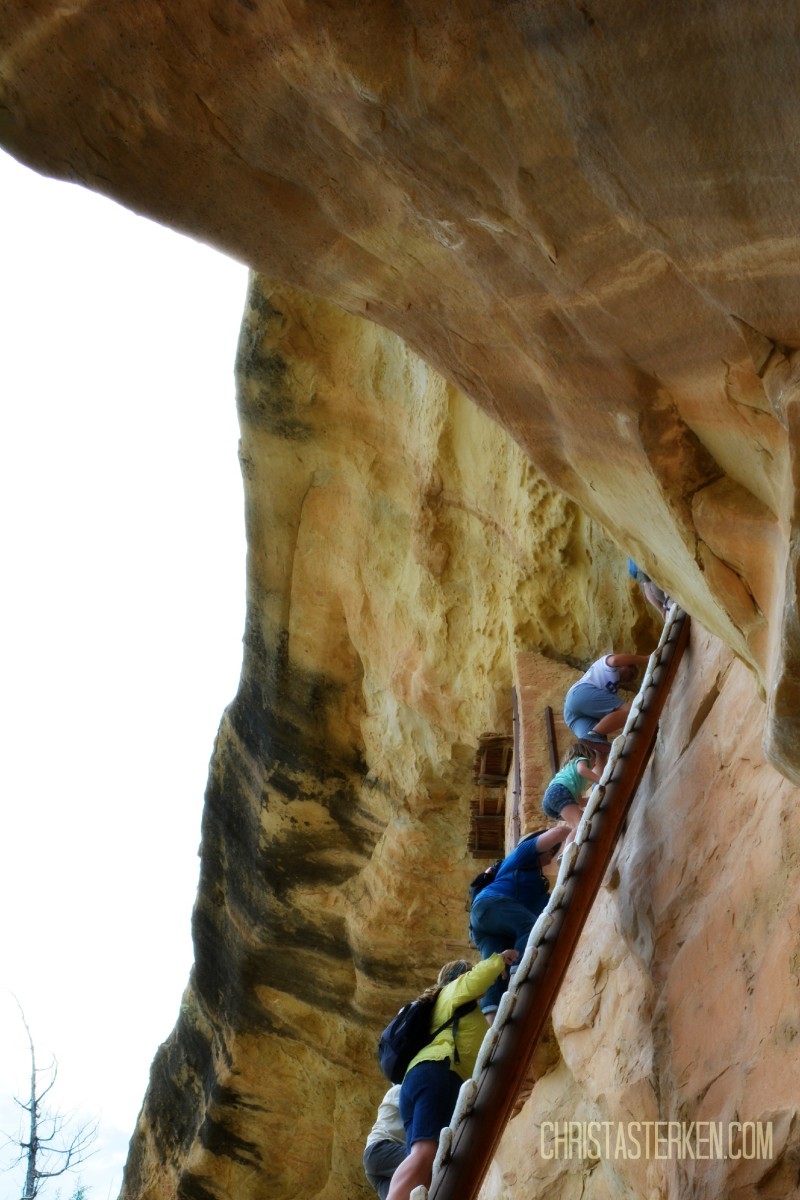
top-left (485, 626), bottom-right (800, 1199)
top-left (5, 2), bottom-right (800, 772)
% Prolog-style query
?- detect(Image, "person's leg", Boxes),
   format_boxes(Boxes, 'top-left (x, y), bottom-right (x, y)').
top-left (385, 1140), bottom-right (437, 1200)
top-left (470, 896), bottom-right (521, 1016)
top-left (470, 901), bottom-right (509, 961)
top-left (363, 1140), bottom-right (407, 1199)
top-left (556, 802), bottom-right (584, 849)
top-left (643, 580), bottom-right (669, 619)
top-left (389, 1063), bottom-right (462, 1200)
top-left (589, 701), bottom-right (629, 736)
top-left (592, 740), bottom-right (611, 765)
top-left (562, 683), bottom-right (587, 737)
top-left (473, 895), bottom-right (539, 983)
top-left (507, 898), bottom-right (542, 957)
top-left (542, 782), bottom-right (575, 823)
top-left (564, 683), bottom-right (620, 740)
top-left (543, 783), bottom-right (586, 852)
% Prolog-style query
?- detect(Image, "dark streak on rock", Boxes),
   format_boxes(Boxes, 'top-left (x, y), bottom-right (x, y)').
top-left (212, 1084), bottom-right (265, 1113)
top-left (189, 611), bottom-right (383, 1029)
top-left (235, 288), bottom-right (313, 439)
top-left (121, 1008), bottom-right (220, 1197)
top-left (198, 1113), bottom-right (262, 1167)
top-left (231, 618), bottom-right (370, 797)
top-left (177, 1173), bottom-right (221, 1200)
top-left (192, 894), bottom-right (365, 1033)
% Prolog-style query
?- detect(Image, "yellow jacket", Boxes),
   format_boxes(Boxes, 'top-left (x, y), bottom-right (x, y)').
top-left (405, 953), bottom-right (505, 1082)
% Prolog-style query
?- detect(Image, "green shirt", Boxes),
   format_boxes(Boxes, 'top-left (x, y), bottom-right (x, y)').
top-left (550, 756), bottom-right (590, 801)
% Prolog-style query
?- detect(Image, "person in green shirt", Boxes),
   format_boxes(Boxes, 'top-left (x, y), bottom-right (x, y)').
top-left (386, 950), bottom-right (518, 1200)
top-left (541, 741), bottom-right (605, 850)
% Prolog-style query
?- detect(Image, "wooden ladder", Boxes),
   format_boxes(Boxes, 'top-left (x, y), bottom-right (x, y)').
top-left (418, 608), bottom-right (691, 1200)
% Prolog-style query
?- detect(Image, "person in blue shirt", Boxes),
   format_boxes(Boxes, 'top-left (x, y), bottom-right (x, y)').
top-left (468, 826), bottom-right (564, 1021)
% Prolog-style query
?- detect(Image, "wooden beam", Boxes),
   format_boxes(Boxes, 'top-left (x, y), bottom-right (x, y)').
top-left (544, 705), bottom-right (559, 774)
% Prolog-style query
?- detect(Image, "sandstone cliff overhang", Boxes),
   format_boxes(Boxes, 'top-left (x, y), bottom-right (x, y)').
top-left (4, 1), bottom-right (800, 775)
top-left (5, 7), bottom-right (800, 1200)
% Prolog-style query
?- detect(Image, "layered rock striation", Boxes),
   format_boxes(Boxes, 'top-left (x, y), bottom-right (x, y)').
top-left (120, 279), bottom-right (642, 1200)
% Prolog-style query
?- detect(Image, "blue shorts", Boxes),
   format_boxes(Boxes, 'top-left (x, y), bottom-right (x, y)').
top-left (400, 1059), bottom-right (462, 1147)
top-left (563, 682), bottom-right (622, 739)
top-left (542, 781), bottom-right (579, 819)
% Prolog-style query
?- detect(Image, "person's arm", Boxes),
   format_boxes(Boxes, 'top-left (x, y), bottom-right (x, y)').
top-left (576, 758), bottom-right (602, 783)
top-left (532, 825), bottom-right (565, 854)
top-left (438, 952), bottom-right (519, 1014)
top-left (606, 652), bottom-right (651, 668)
top-left (642, 580), bottom-right (670, 615)
top-left (510, 828), bottom-right (562, 867)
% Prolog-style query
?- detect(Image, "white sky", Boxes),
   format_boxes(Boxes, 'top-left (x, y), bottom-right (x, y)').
top-left (0, 149), bottom-right (249, 1200)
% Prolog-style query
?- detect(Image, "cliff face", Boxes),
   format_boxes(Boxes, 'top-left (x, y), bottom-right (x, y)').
top-left (121, 277), bottom-right (645, 1200)
top-left (4, 6), bottom-right (800, 1198)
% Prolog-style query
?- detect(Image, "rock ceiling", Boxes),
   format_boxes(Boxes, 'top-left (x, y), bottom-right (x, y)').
top-left (4, 1), bottom-right (800, 774)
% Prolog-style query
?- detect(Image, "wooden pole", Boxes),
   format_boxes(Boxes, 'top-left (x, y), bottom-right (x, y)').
top-left (511, 688), bottom-right (521, 847)
top-left (544, 705), bottom-right (559, 774)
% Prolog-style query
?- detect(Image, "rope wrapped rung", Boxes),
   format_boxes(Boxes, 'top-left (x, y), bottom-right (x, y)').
top-left (431, 1125), bottom-right (453, 1178)
top-left (493, 985), bottom-right (518, 1024)
top-left (473, 1015), bottom-right (504, 1076)
top-left (556, 840), bottom-right (579, 879)
top-left (449, 1078), bottom-right (479, 1131)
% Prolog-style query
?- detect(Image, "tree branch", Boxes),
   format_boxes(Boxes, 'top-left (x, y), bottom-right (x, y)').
top-left (6, 999), bottom-right (98, 1200)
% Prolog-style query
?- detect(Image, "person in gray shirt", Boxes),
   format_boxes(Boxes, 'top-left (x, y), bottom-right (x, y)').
top-left (364, 1084), bottom-right (406, 1199)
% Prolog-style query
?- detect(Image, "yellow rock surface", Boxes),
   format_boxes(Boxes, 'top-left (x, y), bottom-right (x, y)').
top-left (121, 280), bottom-right (644, 1200)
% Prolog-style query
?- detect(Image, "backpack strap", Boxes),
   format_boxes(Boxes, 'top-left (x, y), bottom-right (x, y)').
top-left (429, 1000), bottom-right (477, 1065)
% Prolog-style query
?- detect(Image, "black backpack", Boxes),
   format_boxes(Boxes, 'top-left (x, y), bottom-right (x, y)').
top-left (377, 996), bottom-right (477, 1084)
top-left (467, 859), bottom-right (503, 906)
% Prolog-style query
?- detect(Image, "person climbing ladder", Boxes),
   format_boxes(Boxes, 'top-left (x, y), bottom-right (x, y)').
top-left (563, 649), bottom-right (652, 745)
top-left (363, 1085), bottom-right (406, 1199)
top-left (541, 741), bottom-right (604, 851)
top-left (385, 953), bottom-right (518, 1200)
top-left (468, 826), bottom-right (564, 1022)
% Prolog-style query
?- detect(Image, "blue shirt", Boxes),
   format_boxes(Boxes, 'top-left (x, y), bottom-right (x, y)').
top-left (479, 834), bottom-right (549, 911)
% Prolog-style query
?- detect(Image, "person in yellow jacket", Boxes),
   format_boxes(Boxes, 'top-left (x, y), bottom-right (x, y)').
top-left (385, 949), bottom-right (518, 1200)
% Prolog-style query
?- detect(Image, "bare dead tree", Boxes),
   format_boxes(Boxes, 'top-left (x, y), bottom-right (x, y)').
top-left (3, 1001), bottom-right (97, 1200)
